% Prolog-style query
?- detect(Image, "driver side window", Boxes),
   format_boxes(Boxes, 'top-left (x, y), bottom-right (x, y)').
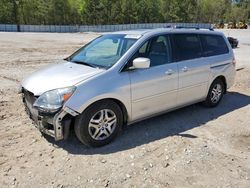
top-left (129, 35), bottom-right (171, 68)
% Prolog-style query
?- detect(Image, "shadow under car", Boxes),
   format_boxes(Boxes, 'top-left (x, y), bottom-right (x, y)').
top-left (44, 91), bottom-right (250, 155)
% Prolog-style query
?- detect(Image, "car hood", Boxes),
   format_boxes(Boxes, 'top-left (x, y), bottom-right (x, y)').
top-left (22, 61), bottom-right (105, 96)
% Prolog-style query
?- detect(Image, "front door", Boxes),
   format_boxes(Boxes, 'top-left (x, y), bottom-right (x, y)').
top-left (128, 35), bottom-right (178, 121)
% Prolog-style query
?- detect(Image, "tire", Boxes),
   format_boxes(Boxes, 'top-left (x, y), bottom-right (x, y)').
top-left (74, 100), bottom-right (123, 147)
top-left (203, 78), bottom-right (225, 107)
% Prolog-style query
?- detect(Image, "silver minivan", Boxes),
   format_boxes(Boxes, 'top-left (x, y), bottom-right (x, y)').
top-left (21, 28), bottom-right (236, 147)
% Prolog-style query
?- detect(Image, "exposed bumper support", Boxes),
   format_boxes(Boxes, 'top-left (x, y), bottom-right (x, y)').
top-left (36, 110), bottom-right (68, 141)
top-left (53, 110), bottom-right (68, 140)
top-left (22, 90), bottom-right (79, 141)
top-left (35, 107), bottom-right (79, 140)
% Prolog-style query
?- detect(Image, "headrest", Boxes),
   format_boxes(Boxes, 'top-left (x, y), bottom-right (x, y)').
top-left (150, 41), bottom-right (167, 54)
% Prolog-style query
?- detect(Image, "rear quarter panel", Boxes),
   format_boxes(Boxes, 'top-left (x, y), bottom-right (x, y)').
top-left (208, 52), bottom-right (236, 91)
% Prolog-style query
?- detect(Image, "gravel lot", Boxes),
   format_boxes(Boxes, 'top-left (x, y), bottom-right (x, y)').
top-left (0, 29), bottom-right (249, 188)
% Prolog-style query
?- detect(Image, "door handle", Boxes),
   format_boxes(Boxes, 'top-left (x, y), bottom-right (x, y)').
top-left (165, 69), bottom-right (174, 75)
top-left (182, 66), bottom-right (188, 72)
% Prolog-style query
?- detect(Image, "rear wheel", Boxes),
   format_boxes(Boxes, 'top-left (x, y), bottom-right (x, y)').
top-left (74, 100), bottom-right (123, 147)
top-left (203, 79), bottom-right (225, 107)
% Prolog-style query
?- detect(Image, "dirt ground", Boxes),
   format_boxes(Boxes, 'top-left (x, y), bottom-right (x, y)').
top-left (0, 29), bottom-right (249, 188)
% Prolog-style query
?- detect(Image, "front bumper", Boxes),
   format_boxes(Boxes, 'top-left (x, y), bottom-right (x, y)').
top-left (22, 89), bottom-right (71, 141)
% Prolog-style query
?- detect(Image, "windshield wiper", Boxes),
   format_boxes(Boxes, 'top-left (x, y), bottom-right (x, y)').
top-left (70, 60), bottom-right (98, 68)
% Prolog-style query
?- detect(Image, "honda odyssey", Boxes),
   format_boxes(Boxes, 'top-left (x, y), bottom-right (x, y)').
top-left (20, 28), bottom-right (236, 147)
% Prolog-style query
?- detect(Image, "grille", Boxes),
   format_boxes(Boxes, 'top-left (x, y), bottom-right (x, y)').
top-left (23, 89), bottom-right (39, 122)
top-left (23, 89), bottom-right (37, 105)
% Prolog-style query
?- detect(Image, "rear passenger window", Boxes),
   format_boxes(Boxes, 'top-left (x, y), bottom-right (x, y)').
top-left (172, 34), bottom-right (202, 61)
top-left (200, 34), bottom-right (229, 57)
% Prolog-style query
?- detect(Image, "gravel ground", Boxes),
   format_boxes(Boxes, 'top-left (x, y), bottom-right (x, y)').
top-left (0, 30), bottom-right (249, 188)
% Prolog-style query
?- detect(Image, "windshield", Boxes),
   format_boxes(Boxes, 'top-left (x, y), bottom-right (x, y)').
top-left (69, 34), bottom-right (139, 68)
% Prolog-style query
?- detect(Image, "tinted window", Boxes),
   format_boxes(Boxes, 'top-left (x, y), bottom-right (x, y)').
top-left (200, 34), bottom-right (229, 57)
top-left (172, 34), bottom-right (202, 61)
top-left (131, 35), bottom-right (171, 67)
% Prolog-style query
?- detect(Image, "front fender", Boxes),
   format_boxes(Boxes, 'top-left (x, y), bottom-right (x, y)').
top-left (64, 71), bottom-right (132, 121)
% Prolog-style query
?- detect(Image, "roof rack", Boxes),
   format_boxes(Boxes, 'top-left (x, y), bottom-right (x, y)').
top-left (164, 24), bottom-right (214, 31)
top-left (175, 26), bottom-right (214, 31)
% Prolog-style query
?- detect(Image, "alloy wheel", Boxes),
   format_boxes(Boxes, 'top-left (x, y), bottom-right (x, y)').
top-left (88, 109), bottom-right (117, 140)
top-left (211, 83), bottom-right (222, 103)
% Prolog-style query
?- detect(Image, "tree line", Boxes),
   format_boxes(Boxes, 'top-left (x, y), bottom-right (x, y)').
top-left (0, 0), bottom-right (250, 25)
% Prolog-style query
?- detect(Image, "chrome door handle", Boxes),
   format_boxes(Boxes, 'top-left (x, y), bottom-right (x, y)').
top-left (182, 66), bottom-right (188, 72)
top-left (165, 69), bottom-right (174, 75)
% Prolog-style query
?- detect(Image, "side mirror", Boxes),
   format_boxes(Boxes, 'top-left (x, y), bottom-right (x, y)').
top-left (132, 57), bottom-right (150, 69)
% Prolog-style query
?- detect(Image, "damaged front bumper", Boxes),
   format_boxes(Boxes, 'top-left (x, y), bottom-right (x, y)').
top-left (22, 89), bottom-right (78, 141)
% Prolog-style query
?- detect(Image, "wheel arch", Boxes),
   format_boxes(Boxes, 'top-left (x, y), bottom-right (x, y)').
top-left (108, 98), bottom-right (128, 125)
top-left (214, 75), bottom-right (227, 93)
top-left (80, 98), bottom-right (129, 125)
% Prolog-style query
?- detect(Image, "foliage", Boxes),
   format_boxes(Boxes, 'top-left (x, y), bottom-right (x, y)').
top-left (0, 0), bottom-right (250, 25)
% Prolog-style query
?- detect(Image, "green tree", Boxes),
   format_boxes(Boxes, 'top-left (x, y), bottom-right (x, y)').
top-left (67, 0), bottom-right (85, 24)
top-left (162, 0), bottom-right (191, 22)
top-left (111, 0), bottom-right (123, 24)
top-left (98, 0), bottom-right (114, 24)
top-left (226, 0), bottom-right (250, 22)
top-left (83, 0), bottom-right (103, 24)
top-left (0, 0), bottom-right (14, 24)
top-left (49, 0), bottom-right (72, 25)
top-left (121, 0), bottom-right (138, 24)
top-left (137, 0), bottom-right (163, 23)
top-left (1, 0), bottom-right (250, 25)
top-left (19, 0), bottom-right (51, 24)
top-left (196, 0), bottom-right (231, 23)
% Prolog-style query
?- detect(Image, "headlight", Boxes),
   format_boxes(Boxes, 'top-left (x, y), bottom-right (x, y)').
top-left (33, 86), bottom-right (76, 113)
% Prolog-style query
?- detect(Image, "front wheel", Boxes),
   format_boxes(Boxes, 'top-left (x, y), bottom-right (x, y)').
top-left (203, 79), bottom-right (225, 107)
top-left (74, 100), bottom-right (123, 147)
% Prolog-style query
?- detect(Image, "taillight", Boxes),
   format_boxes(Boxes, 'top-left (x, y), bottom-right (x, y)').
top-left (232, 58), bottom-right (236, 67)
